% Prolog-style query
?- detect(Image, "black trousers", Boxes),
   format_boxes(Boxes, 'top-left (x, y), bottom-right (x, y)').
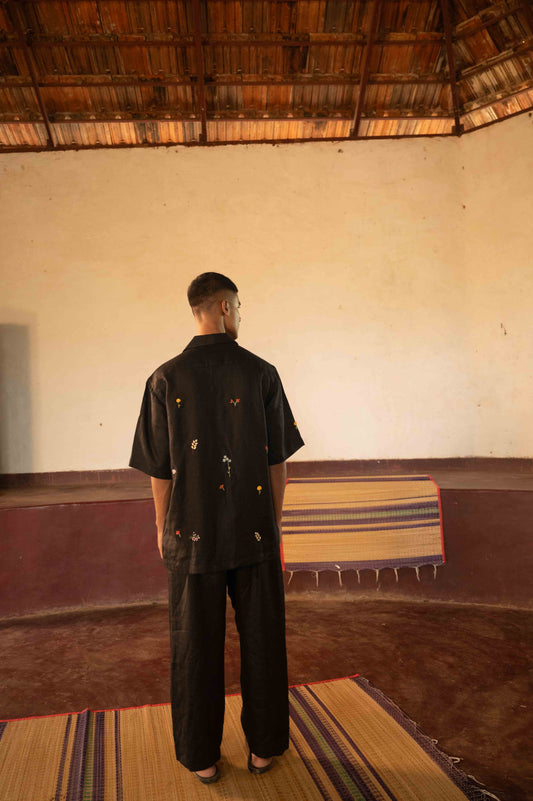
top-left (167, 556), bottom-right (289, 772)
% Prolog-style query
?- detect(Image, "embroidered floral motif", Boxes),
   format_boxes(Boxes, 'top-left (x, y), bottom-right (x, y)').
top-left (191, 438), bottom-right (199, 450)
top-left (293, 421), bottom-right (298, 428)
top-left (175, 530), bottom-right (181, 538)
top-left (254, 532), bottom-right (262, 541)
top-left (219, 483), bottom-right (225, 491)
top-left (191, 532), bottom-right (200, 542)
top-left (257, 485), bottom-right (262, 495)
top-left (230, 398), bottom-right (240, 406)
top-left (222, 454), bottom-right (232, 476)
top-left (176, 398), bottom-right (182, 408)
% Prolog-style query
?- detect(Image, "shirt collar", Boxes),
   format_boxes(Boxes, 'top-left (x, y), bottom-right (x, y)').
top-left (184, 333), bottom-right (238, 351)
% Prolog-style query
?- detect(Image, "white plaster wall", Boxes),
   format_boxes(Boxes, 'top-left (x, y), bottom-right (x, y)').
top-left (0, 113), bottom-right (531, 472)
top-left (460, 114), bottom-right (533, 457)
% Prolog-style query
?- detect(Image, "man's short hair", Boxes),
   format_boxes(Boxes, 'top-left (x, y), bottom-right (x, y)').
top-left (187, 272), bottom-right (238, 311)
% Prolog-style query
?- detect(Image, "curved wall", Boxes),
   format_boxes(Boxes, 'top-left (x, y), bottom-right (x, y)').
top-left (1, 114), bottom-right (532, 472)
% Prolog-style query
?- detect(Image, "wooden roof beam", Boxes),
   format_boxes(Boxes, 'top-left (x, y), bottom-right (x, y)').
top-left (519, 0), bottom-right (533, 32)
top-left (350, 0), bottom-right (384, 138)
top-left (1, 74), bottom-right (449, 89)
top-left (455, 0), bottom-right (533, 40)
top-left (0, 34), bottom-right (446, 49)
top-left (0, 113), bottom-right (455, 125)
top-left (462, 80), bottom-right (533, 115)
top-left (459, 38), bottom-right (533, 79)
top-left (190, 0), bottom-right (207, 144)
top-left (7, 0), bottom-right (440, 4)
top-left (440, 0), bottom-right (462, 135)
top-left (5, 1), bottom-right (55, 148)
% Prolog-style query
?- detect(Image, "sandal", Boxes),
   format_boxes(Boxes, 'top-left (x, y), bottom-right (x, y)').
top-left (248, 752), bottom-right (273, 775)
top-left (194, 765), bottom-right (220, 784)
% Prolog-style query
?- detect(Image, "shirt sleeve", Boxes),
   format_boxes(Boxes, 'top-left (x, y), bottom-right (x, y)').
top-left (129, 379), bottom-right (172, 479)
top-left (265, 367), bottom-right (305, 465)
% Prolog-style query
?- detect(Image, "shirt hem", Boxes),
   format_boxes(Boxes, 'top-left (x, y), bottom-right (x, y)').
top-left (163, 549), bottom-right (281, 574)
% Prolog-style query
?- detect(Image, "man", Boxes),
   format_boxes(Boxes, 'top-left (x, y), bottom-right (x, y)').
top-left (129, 272), bottom-right (304, 783)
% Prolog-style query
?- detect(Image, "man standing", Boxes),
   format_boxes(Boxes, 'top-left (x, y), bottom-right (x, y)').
top-left (129, 272), bottom-right (304, 783)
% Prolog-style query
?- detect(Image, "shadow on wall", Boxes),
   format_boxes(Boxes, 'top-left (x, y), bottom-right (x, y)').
top-left (0, 324), bottom-right (33, 473)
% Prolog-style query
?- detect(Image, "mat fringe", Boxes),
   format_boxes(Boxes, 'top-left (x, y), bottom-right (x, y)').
top-left (353, 676), bottom-right (503, 801)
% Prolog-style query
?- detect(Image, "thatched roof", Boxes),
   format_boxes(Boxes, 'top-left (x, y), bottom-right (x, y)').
top-left (1, 0), bottom-right (532, 152)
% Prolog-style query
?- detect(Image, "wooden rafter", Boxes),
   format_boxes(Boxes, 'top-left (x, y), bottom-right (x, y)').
top-left (350, 0), bottom-right (384, 138)
top-left (0, 113), bottom-right (455, 125)
top-left (455, 0), bottom-right (533, 39)
top-left (191, 0), bottom-right (207, 144)
top-left (459, 38), bottom-right (533, 80)
top-left (440, 0), bottom-right (462, 135)
top-left (1, 75), bottom-right (449, 89)
top-left (462, 80), bottom-right (533, 115)
top-left (0, 34), bottom-right (446, 49)
top-left (4, 0), bottom-right (447, 3)
top-left (5, 0), bottom-right (55, 148)
top-left (519, 0), bottom-right (533, 33)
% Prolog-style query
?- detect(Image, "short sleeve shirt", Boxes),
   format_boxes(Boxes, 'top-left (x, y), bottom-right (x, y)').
top-left (129, 333), bottom-right (304, 573)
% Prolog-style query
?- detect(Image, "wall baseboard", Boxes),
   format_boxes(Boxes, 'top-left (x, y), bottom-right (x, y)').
top-left (1, 458), bottom-right (532, 488)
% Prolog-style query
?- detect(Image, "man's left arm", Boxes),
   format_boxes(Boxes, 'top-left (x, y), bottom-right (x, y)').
top-left (151, 477), bottom-right (172, 559)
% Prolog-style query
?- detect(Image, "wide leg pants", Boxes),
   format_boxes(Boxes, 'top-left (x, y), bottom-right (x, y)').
top-left (167, 556), bottom-right (289, 772)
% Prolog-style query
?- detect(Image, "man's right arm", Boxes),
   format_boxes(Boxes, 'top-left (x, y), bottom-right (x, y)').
top-left (269, 461), bottom-right (287, 535)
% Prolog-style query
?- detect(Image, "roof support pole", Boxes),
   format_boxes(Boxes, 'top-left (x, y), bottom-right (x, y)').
top-left (6, 0), bottom-right (55, 148)
top-left (191, 0), bottom-right (208, 144)
top-left (350, 0), bottom-right (384, 138)
top-left (440, 0), bottom-right (463, 135)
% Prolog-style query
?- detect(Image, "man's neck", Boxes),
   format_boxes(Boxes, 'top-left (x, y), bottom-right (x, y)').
top-left (195, 320), bottom-right (226, 336)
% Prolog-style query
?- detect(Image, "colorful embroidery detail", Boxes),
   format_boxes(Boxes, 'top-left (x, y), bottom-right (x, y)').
top-left (294, 421), bottom-right (298, 428)
top-left (254, 532), bottom-right (262, 541)
top-left (257, 485), bottom-right (262, 495)
top-left (191, 532), bottom-right (200, 542)
top-left (191, 438), bottom-right (199, 450)
top-left (219, 483), bottom-right (225, 491)
top-left (230, 398), bottom-right (240, 406)
top-left (222, 454), bottom-right (232, 476)
top-left (176, 398), bottom-right (182, 408)
top-left (175, 530), bottom-right (181, 538)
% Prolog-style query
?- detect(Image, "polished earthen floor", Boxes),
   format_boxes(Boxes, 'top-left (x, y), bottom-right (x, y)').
top-left (2, 467), bottom-right (533, 508)
top-left (1, 596), bottom-right (531, 801)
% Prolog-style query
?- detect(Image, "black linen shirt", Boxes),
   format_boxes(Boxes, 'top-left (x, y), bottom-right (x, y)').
top-left (129, 333), bottom-right (304, 574)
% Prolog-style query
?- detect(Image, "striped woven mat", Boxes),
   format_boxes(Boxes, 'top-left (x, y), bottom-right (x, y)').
top-left (0, 675), bottom-right (498, 801)
top-left (281, 475), bottom-right (445, 573)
